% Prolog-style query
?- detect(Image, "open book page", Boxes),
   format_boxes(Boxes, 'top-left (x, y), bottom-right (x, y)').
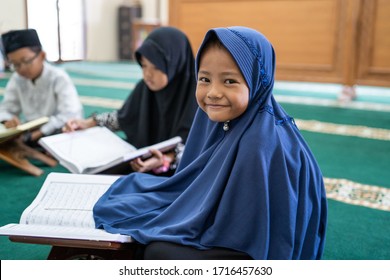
top-left (20, 173), bottom-right (117, 227)
top-left (0, 116), bottom-right (49, 144)
top-left (0, 172), bottom-right (132, 242)
top-left (0, 224), bottom-right (132, 242)
top-left (39, 126), bottom-right (136, 173)
top-left (16, 117), bottom-right (50, 131)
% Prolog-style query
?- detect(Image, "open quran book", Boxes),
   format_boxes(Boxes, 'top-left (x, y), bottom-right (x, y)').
top-left (38, 126), bottom-right (182, 174)
top-left (0, 172), bottom-right (132, 243)
top-left (0, 116), bottom-right (49, 144)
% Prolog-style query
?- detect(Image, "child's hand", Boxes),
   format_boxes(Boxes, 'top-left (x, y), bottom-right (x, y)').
top-left (4, 116), bottom-right (20, 128)
top-left (23, 129), bottom-right (44, 144)
top-left (30, 129), bottom-right (43, 141)
top-left (130, 149), bottom-right (165, 173)
top-left (62, 118), bottom-right (96, 132)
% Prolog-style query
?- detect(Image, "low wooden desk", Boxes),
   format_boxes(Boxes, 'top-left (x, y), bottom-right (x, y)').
top-left (9, 236), bottom-right (137, 260)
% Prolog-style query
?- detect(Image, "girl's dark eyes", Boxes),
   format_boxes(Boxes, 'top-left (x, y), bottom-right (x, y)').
top-left (198, 77), bottom-right (237, 82)
top-left (197, 77), bottom-right (238, 85)
top-left (225, 79), bottom-right (237, 84)
top-left (198, 77), bottom-right (209, 82)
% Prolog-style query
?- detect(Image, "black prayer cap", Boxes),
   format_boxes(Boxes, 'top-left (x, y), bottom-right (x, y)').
top-left (1, 29), bottom-right (41, 55)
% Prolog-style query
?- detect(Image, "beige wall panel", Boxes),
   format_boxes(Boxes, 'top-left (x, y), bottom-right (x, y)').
top-left (170, 0), bottom-right (346, 83)
top-left (357, 0), bottom-right (390, 86)
top-left (372, 0), bottom-right (390, 69)
top-left (170, 0), bottom-right (390, 87)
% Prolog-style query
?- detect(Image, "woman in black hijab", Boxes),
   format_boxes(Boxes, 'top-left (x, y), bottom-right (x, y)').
top-left (64, 27), bottom-right (198, 175)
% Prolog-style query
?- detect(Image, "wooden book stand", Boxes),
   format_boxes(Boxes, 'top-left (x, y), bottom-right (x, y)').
top-left (0, 137), bottom-right (57, 176)
top-left (9, 236), bottom-right (137, 260)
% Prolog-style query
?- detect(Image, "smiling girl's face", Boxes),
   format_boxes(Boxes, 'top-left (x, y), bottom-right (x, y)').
top-left (196, 42), bottom-right (249, 123)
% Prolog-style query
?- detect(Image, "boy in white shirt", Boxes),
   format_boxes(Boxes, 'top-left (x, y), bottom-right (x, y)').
top-left (0, 29), bottom-right (83, 145)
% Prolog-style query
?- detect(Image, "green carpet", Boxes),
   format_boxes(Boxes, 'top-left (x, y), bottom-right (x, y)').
top-left (0, 62), bottom-right (389, 260)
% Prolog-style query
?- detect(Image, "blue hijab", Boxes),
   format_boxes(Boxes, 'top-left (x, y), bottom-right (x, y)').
top-left (93, 26), bottom-right (327, 260)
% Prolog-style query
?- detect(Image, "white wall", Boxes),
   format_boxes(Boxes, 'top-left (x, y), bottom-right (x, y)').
top-left (141, 0), bottom-right (168, 23)
top-left (0, 0), bottom-right (26, 33)
top-left (85, 0), bottom-right (168, 61)
top-left (0, 0), bottom-right (168, 61)
top-left (85, 0), bottom-right (124, 61)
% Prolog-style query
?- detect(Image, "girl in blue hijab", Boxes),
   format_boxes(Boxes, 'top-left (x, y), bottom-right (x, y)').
top-left (93, 26), bottom-right (327, 260)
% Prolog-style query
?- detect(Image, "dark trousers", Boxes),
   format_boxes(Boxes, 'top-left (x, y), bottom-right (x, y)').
top-left (141, 242), bottom-right (252, 260)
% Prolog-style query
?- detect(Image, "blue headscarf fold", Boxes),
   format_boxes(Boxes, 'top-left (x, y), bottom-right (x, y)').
top-left (93, 26), bottom-right (327, 259)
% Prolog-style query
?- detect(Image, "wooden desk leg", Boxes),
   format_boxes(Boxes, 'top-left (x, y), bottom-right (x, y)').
top-left (17, 141), bottom-right (57, 167)
top-left (0, 146), bottom-right (44, 176)
top-left (47, 246), bottom-right (136, 260)
top-left (0, 139), bottom-right (57, 176)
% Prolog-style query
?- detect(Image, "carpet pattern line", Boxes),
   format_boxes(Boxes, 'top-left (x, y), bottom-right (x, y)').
top-left (325, 178), bottom-right (390, 212)
top-left (296, 120), bottom-right (390, 141)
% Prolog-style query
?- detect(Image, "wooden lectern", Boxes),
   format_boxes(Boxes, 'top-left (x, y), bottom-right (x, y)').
top-left (0, 137), bottom-right (57, 176)
top-left (9, 236), bottom-right (137, 260)
top-left (0, 117), bottom-right (57, 176)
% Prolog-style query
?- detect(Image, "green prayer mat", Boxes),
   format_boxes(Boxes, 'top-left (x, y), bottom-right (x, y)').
top-left (0, 61), bottom-right (389, 260)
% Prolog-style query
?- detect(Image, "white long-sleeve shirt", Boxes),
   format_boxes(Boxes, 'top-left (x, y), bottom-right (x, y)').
top-left (0, 62), bottom-right (83, 135)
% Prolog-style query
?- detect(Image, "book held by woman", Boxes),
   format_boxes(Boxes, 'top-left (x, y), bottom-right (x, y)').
top-left (38, 126), bottom-right (182, 174)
